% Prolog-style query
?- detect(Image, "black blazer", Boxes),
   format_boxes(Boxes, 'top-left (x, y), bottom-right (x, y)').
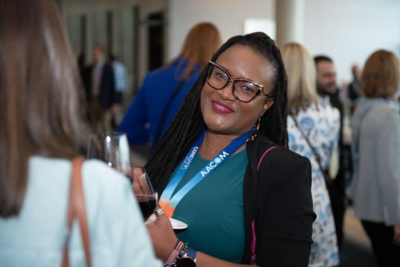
top-left (84, 63), bottom-right (116, 110)
top-left (242, 135), bottom-right (316, 266)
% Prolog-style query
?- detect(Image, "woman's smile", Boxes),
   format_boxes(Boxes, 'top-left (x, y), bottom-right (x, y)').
top-left (211, 100), bottom-right (235, 114)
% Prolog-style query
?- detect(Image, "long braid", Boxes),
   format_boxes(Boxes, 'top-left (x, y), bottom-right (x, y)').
top-left (145, 70), bottom-right (206, 193)
top-left (259, 42), bottom-right (288, 146)
top-left (146, 32), bottom-right (288, 193)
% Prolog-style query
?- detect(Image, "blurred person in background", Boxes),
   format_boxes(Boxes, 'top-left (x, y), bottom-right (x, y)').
top-left (77, 52), bottom-right (86, 83)
top-left (84, 44), bottom-right (116, 133)
top-left (283, 43), bottom-right (340, 267)
top-left (0, 0), bottom-right (161, 266)
top-left (350, 50), bottom-right (400, 267)
top-left (118, 22), bottom-right (222, 150)
top-left (347, 63), bottom-right (362, 114)
top-left (314, 55), bottom-right (348, 250)
top-left (109, 54), bottom-right (128, 127)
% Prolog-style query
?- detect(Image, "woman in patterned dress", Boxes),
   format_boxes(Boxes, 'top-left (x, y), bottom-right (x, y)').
top-left (282, 43), bottom-right (340, 267)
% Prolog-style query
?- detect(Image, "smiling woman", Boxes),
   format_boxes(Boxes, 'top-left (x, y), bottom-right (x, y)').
top-left (141, 32), bottom-right (316, 267)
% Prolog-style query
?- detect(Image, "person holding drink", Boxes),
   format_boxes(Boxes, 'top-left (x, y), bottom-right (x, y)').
top-left (142, 32), bottom-right (316, 267)
top-left (0, 0), bottom-right (161, 266)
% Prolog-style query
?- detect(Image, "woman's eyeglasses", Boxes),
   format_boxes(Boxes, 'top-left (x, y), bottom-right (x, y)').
top-left (206, 61), bottom-right (273, 103)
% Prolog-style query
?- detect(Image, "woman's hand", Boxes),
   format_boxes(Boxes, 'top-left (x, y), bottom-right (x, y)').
top-left (393, 224), bottom-right (400, 247)
top-left (146, 208), bottom-right (179, 262)
top-left (132, 166), bottom-right (144, 179)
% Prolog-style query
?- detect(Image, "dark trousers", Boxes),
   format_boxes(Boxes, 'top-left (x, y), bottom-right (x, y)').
top-left (326, 145), bottom-right (353, 250)
top-left (361, 220), bottom-right (400, 267)
top-left (326, 174), bottom-right (346, 250)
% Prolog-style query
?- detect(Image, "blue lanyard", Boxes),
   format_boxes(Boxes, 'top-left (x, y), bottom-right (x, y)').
top-left (159, 130), bottom-right (252, 217)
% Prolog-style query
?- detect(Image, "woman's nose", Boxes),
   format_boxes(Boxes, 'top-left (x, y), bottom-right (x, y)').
top-left (217, 81), bottom-right (236, 101)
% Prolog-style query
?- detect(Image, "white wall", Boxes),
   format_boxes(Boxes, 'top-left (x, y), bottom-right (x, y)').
top-left (168, 0), bottom-right (275, 59)
top-left (168, 0), bottom-right (400, 84)
top-left (304, 0), bottom-right (400, 83)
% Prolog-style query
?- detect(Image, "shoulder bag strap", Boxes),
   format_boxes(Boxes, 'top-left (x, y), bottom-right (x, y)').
top-left (62, 156), bottom-right (92, 267)
top-left (290, 115), bottom-right (333, 186)
top-left (251, 146), bottom-right (277, 265)
top-left (153, 79), bottom-right (187, 145)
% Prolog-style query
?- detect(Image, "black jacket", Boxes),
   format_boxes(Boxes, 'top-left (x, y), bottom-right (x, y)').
top-left (83, 63), bottom-right (116, 110)
top-left (242, 135), bottom-right (315, 266)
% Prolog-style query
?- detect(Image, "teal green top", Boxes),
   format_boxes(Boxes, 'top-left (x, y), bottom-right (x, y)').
top-left (170, 149), bottom-right (248, 263)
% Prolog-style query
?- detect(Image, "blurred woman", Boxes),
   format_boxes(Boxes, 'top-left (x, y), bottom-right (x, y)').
top-left (119, 22), bottom-right (222, 149)
top-left (282, 43), bottom-right (340, 267)
top-left (351, 50), bottom-right (400, 267)
top-left (0, 0), bottom-right (161, 266)
top-left (140, 33), bottom-right (315, 266)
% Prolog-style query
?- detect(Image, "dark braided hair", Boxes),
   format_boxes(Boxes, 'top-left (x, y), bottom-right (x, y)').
top-left (145, 32), bottom-right (288, 193)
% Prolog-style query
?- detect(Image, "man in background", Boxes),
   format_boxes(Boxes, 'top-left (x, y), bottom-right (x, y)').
top-left (315, 55), bottom-right (349, 250)
top-left (347, 63), bottom-right (362, 114)
top-left (109, 54), bottom-right (128, 127)
top-left (84, 45), bottom-right (116, 133)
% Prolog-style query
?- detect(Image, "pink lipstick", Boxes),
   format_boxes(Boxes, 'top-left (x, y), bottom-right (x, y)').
top-left (211, 100), bottom-right (234, 114)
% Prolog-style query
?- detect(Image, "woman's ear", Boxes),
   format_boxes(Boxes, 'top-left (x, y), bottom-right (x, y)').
top-left (261, 98), bottom-right (274, 115)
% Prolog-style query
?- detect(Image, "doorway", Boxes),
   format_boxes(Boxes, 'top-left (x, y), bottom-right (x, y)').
top-left (147, 12), bottom-right (165, 71)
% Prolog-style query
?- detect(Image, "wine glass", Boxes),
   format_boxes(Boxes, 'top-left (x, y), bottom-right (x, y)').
top-left (87, 132), bottom-right (132, 178)
top-left (132, 168), bottom-right (157, 221)
top-left (87, 132), bottom-right (156, 220)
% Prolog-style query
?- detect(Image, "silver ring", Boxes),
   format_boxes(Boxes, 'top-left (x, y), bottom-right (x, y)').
top-left (154, 208), bottom-right (164, 216)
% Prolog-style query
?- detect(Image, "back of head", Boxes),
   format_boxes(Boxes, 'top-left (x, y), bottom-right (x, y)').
top-left (282, 43), bottom-right (318, 115)
top-left (178, 22), bottom-right (222, 80)
top-left (360, 50), bottom-right (400, 98)
top-left (352, 63), bottom-right (360, 79)
top-left (0, 0), bottom-right (80, 217)
top-left (147, 32), bottom-right (288, 192)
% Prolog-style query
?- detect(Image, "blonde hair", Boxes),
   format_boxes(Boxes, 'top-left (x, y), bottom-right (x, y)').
top-left (282, 43), bottom-right (318, 115)
top-left (360, 50), bottom-right (400, 98)
top-left (177, 22), bottom-right (222, 80)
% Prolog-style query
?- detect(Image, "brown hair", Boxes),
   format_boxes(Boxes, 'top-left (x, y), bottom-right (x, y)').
top-left (282, 43), bottom-right (318, 115)
top-left (0, 0), bottom-right (81, 217)
top-left (177, 22), bottom-right (222, 80)
top-left (360, 50), bottom-right (400, 98)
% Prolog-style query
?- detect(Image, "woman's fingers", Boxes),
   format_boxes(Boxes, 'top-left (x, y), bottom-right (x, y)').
top-left (133, 166), bottom-right (144, 177)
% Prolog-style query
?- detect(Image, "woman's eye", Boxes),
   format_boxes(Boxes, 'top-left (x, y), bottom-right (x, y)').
top-left (214, 71), bottom-right (227, 80)
top-left (238, 84), bottom-right (258, 94)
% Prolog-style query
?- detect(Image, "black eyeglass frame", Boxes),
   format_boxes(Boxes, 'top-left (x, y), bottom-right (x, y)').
top-left (206, 61), bottom-right (274, 103)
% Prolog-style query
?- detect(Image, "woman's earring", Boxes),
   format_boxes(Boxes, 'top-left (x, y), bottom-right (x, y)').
top-left (247, 116), bottom-right (262, 143)
top-left (256, 116), bottom-right (261, 131)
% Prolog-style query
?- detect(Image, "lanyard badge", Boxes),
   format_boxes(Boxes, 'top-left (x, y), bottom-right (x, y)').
top-left (159, 130), bottom-right (252, 218)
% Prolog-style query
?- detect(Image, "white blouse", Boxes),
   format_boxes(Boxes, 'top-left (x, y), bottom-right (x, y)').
top-left (0, 157), bottom-right (162, 267)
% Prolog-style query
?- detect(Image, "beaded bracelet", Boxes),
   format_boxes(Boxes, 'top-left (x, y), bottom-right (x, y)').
top-left (164, 241), bottom-right (185, 267)
top-left (164, 241), bottom-right (196, 267)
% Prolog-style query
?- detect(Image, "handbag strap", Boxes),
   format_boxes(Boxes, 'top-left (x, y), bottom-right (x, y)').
top-left (289, 115), bottom-right (332, 186)
top-left (251, 146), bottom-right (277, 265)
top-left (62, 156), bottom-right (92, 267)
top-left (153, 79), bottom-right (187, 145)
